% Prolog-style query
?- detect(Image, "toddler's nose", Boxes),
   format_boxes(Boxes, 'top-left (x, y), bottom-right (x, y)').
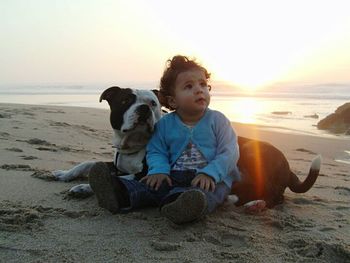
top-left (194, 84), bottom-right (204, 93)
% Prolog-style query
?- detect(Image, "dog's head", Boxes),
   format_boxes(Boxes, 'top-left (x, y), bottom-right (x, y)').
top-left (100, 86), bottom-right (161, 153)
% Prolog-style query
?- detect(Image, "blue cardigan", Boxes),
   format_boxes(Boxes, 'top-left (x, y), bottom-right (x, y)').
top-left (146, 108), bottom-right (240, 187)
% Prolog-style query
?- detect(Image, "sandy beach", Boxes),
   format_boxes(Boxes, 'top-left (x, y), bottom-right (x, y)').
top-left (0, 103), bottom-right (349, 262)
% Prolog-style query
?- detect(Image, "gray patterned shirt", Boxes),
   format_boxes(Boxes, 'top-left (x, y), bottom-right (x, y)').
top-left (172, 141), bottom-right (208, 171)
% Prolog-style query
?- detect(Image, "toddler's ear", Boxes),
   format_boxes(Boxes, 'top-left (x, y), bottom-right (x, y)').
top-left (167, 96), bottom-right (177, 109)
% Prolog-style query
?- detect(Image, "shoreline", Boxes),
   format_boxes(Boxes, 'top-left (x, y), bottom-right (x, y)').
top-left (0, 103), bottom-right (349, 262)
top-left (1, 101), bottom-right (349, 140)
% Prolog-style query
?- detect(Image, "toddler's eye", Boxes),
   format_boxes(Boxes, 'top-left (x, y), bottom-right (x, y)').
top-left (184, 84), bottom-right (193, 90)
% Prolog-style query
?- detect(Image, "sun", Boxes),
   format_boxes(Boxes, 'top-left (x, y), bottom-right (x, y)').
top-left (201, 51), bottom-right (288, 93)
top-left (211, 63), bottom-right (279, 92)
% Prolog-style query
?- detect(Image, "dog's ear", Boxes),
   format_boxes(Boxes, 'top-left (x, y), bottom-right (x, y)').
top-left (152, 89), bottom-right (172, 112)
top-left (99, 86), bottom-right (121, 103)
top-left (151, 89), bottom-right (159, 99)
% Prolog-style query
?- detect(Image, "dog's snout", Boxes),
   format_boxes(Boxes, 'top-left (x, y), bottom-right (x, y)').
top-left (137, 104), bottom-right (151, 122)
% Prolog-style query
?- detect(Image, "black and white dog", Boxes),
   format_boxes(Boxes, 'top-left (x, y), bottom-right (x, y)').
top-left (52, 86), bottom-right (162, 196)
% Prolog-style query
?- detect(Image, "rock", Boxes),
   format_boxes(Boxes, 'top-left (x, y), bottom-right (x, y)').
top-left (271, 111), bottom-right (292, 115)
top-left (317, 102), bottom-right (350, 134)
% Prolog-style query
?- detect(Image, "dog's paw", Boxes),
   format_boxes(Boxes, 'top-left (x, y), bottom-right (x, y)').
top-left (243, 200), bottom-right (266, 214)
top-left (68, 184), bottom-right (94, 198)
top-left (52, 170), bottom-right (72, 181)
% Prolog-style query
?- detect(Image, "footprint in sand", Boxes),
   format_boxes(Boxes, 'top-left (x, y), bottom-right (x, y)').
top-left (5, 147), bottom-right (23, 152)
top-left (21, 138), bottom-right (81, 153)
top-left (49, 121), bottom-right (71, 127)
top-left (335, 186), bottom-right (350, 196)
top-left (25, 138), bottom-right (54, 146)
top-left (0, 203), bottom-right (43, 231)
top-left (288, 238), bottom-right (350, 262)
top-left (205, 232), bottom-right (247, 248)
top-left (319, 226), bottom-right (337, 232)
top-left (0, 201), bottom-right (99, 232)
top-left (0, 113), bottom-right (12, 119)
top-left (212, 250), bottom-right (252, 261)
top-left (49, 121), bottom-right (97, 133)
top-left (36, 147), bottom-right (58, 152)
top-left (0, 164), bottom-right (34, 171)
top-left (336, 206), bottom-right (350, 211)
top-left (265, 213), bottom-right (316, 230)
top-left (150, 240), bottom-right (182, 252)
top-left (31, 170), bottom-right (57, 181)
top-left (78, 125), bottom-right (97, 132)
top-left (20, 156), bottom-right (39, 160)
top-left (292, 197), bottom-right (315, 205)
top-left (291, 197), bottom-right (326, 206)
top-left (0, 132), bottom-right (10, 138)
top-left (335, 173), bottom-right (348, 178)
top-left (295, 148), bottom-right (316, 155)
top-left (15, 138), bottom-right (56, 151)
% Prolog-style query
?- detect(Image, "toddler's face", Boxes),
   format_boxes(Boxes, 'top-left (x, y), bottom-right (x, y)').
top-left (169, 69), bottom-right (210, 116)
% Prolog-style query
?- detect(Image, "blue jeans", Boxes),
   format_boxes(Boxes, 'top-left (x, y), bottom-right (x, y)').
top-left (118, 170), bottom-right (231, 214)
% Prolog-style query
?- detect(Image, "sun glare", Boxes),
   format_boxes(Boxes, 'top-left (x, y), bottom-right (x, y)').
top-left (234, 98), bottom-right (262, 123)
top-left (211, 97), bottom-right (264, 124)
top-left (204, 55), bottom-right (286, 92)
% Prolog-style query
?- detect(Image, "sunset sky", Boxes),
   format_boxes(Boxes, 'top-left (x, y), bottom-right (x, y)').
top-left (1, 0), bottom-right (350, 91)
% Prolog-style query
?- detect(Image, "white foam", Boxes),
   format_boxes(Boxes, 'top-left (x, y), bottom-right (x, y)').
top-left (334, 159), bottom-right (350, 165)
top-left (334, 150), bottom-right (350, 165)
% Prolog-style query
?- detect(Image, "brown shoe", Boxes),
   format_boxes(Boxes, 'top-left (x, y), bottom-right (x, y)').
top-left (88, 162), bottom-right (125, 214)
top-left (160, 189), bottom-right (207, 224)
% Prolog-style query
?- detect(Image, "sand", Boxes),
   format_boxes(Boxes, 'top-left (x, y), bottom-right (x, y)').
top-left (0, 103), bottom-right (349, 262)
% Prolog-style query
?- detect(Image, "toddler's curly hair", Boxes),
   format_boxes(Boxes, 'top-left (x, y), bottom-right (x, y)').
top-left (159, 55), bottom-right (211, 110)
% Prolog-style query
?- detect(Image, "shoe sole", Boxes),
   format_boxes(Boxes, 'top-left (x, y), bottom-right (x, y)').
top-left (88, 162), bottom-right (120, 214)
top-left (161, 189), bottom-right (207, 224)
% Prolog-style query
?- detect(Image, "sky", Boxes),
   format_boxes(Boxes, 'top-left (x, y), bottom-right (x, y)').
top-left (1, 0), bottom-right (350, 91)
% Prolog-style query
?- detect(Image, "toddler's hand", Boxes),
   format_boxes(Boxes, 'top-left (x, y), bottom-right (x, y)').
top-left (140, 173), bottom-right (172, 191)
top-left (191, 173), bottom-right (215, 192)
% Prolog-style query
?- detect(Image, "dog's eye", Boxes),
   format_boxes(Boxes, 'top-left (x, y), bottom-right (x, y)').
top-left (121, 98), bottom-right (130, 105)
top-left (150, 100), bottom-right (157, 107)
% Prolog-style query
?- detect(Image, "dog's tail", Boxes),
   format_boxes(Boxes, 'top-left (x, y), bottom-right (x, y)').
top-left (288, 155), bottom-right (322, 193)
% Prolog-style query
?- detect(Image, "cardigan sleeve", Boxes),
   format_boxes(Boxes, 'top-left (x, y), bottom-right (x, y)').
top-left (196, 113), bottom-right (240, 183)
top-left (146, 119), bottom-right (171, 176)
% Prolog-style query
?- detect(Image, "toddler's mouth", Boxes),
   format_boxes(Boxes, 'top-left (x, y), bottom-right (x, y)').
top-left (195, 98), bottom-right (206, 103)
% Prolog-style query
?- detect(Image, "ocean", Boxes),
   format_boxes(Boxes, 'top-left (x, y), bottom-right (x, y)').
top-left (0, 83), bottom-right (349, 139)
